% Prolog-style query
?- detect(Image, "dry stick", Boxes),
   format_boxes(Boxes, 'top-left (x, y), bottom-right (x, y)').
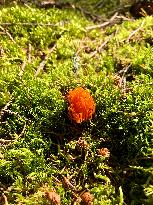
top-left (0, 21), bottom-right (69, 27)
top-left (116, 15), bottom-right (133, 21)
top-left (77, 6), bottom-right (101, 22)
top-left (0, 138), bottom-right (15, 144)
top-left (52, 176), bottom-right (61, 184)
top-left (94, 0), bottom-right (105, 9)
top-left (62, 176), bottom-right (76, 191)
top-left (0, 25), bottom-right (15, 43)
top-left (19, 43), bottom-right (32, 77)
top-left (0, 100), bottom-right (21, 120)
top-left (19, 59), bottom-right (27, 77)
top-left (118, 64), bottom-right (131, 91)
top-left (126, 20), bottom-right (145, 42)
top-left (28, 43), bottom-right (32, 63)
top-left (18, 122), bottom-right (27, 138)
top-left (35, 43), bottom-right (56, 77)
top-left (2, 194), bottom-right (8, 205)
top-left (86, 12), bottom-right (118, 30)
top-left (138, 156), bottom-right (153, 160)
top-left (1, 109), bottom-right (19, 116)
top-left (0, 101), bottom-right (11, 117)
top-left (90, 37), bottom-right (112, 58)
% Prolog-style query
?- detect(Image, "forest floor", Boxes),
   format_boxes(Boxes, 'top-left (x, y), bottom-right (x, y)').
top-left (0, 0), bottom-right (153, 204)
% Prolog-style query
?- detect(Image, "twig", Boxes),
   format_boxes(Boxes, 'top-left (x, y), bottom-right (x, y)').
top-left (116, 15), bottom-right (133, 21)
top-left (18, 122), bottom-right (27, 138)
top-left (19, 59), bottom-right (27, 77)
top-left (2, 194), bottom-right (8, 205)
top-left (19, 44), bottom-right (32, 77)
top-left (126, 20), bottom-right (145, 42)
top-left (0, 138), bottom-right (15, 144)
top-left (37, 1), bottom-right (70, 9)
top-left (27, 43), bottom-right (32, 63)
top-left (52, 176), bottom-right (61, 184)
top-left (90, 36), bottom-right (112, 58)
top-left (1, 109), bottom-right (19, 116)
top-left (0, 21), bottom-right (69, 27)
top-left (117, 64), bottom-right (131, 75)
top-left (115, 64), bottom-right (131, 92)
top-left (62, 176), bottom-right (76, 191)
top-left (120, 64), bottom-right (131, 88)
top-left (35, 43), bottom-right (56, 77)
top-left (138, 156), bottom-right (153, 160)
top-left (0, 152), bottom-right (4, 159)
top-left (76, 6), bottom-right (101, 22)
top-left (94, 0), bottom-right (105, 9)
top-left (86, 12), bottom-right (118, 30)
top-left (0, 100), bottom-right (25, 119)
top-left (0, 101), bottom-right (11, 117)
top-left (0, 25), bottom-right (15, 43)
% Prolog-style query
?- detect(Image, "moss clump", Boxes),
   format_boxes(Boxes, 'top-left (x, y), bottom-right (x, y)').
top-left (0, 1), bottom-right (153, 204)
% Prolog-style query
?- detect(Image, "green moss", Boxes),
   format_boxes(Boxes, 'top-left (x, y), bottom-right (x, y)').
top-left (0, 1), bottom-right (153, 204)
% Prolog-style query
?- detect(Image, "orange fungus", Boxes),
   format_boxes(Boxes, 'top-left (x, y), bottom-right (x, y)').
top-left (67, 87), bottom-right (95, 123)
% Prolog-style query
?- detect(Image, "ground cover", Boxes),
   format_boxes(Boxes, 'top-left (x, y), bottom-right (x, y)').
top-left (0, 0), bottom-right (153, 204)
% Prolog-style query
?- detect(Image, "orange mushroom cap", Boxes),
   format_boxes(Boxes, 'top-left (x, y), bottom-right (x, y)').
top-left (67, 87), bottom-right (95, 123)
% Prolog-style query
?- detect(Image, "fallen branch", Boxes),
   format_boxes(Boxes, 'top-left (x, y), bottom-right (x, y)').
top-left (0, 138), bottom-right (15, 144)
top-left (0, 101), bottom-right (22, 120)
top-left (94, 0), bottom-right (105, 9)
top-left (0, 101), bottom-right (11, 117)
top-left (2, 194), bottom-right (8, 205)
top-left (90, 36), bottom-right (112, 58)
top-left (37, 1), bottom-right (71, 9)
top-left (126, 20), bottom-right (145, 42)
top-left (0, 21), bottom-right (69, 27)
top-left (35, 43), bottom-right (56, 77)
top-left (62, 176), bottom-right (76, 191)
top-left (0, 25), bottom-right (15, 43)
top-left (115, 64), bottom-right (131, 93)
top-left (19, 43), bottom-right (32, 77)
top-left (76, 6), bottom-right (101, 22)
top-left (19, 59), bottom-right (27, 77)
top-left (1, 109), bottom-right (19, 117)
top-left (18, 122), bottom-right (27, 138)
top-left (37, 1), bottom-right (101, 22)
top-left (86, 12), bottom-right (118, 30)
top-left (27, 43), bottom-right (32, 63)
top-left (116, 15), bottom-right (133, 21)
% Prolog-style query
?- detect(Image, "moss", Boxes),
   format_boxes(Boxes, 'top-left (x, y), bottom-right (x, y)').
top-left (0, 0), bottom-right (153, 204)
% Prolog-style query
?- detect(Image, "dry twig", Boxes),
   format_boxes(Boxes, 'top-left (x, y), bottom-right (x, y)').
top-left (86, 12), bottom-right (118, 30)
top-left (0, 109), bottom-right (19, 117)
top-left (126, 20), bottom-right (145, 42)
top-left (0, 138), bottom-right (15, 144)
top-left (115, 64), bottom-right (131, 93)
top-left (19, 59), bottom-right (27, 77)
top-left (62, 176), bottom-right (76, 191)
top-left (19, 122), bottom-right (27, 138)
top-left (19, 44), bottom-right (32, 77)
top-left (76, 6), bottom-right (101, 22)
top-left (0, 21), bottom-right (69, 27)
top-left (0, 101), bottom-right (11, 117)
top-left (0, 25), bottom-right (15, 43)
top-left (116, 15), bottom-right (133, 21)
top-left (94, 0), bottom-right (105, 9)
top-left (90, 37), bottom-right (111, 58)
top-left (35, 43), bottom-right (56, 77)
top-left (27, 43), bottom-right (32, 63)
top-left (2, 193), bottom-right (9, 205)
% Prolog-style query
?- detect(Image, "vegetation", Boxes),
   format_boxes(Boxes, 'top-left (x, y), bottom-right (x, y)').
top-left (0, 0), bottom-right (153, 204)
